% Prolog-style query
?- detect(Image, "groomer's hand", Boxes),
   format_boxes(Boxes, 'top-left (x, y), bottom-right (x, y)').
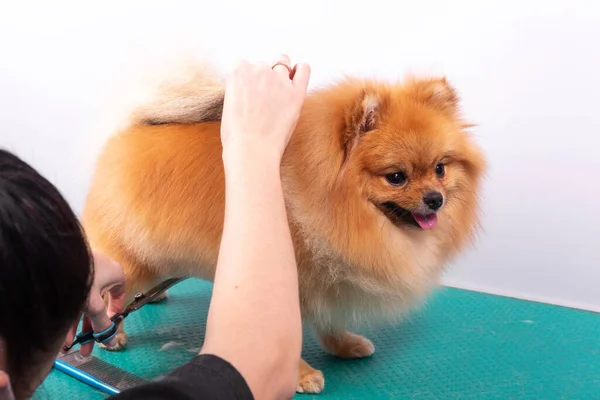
top-left (62, 251), bottom-right (126, 357)
top-left (220, 54), bottom-right (311, 168)
top-left (0, 371), bottom-right (15, 400)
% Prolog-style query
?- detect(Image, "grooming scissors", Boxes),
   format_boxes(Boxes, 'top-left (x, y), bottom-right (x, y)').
top-left (63, 277), bottom-right (187, 351)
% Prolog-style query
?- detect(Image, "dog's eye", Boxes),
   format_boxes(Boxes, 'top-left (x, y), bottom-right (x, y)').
top-left (435, 163), bottom-right (445, 178)
top-left (385, 172), bottom-right (407, 186)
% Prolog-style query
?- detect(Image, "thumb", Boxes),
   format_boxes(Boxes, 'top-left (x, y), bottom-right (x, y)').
top-left (0, 371), bottom-right (15, 400)
top-left (92, 252), bottom-right (125, 290)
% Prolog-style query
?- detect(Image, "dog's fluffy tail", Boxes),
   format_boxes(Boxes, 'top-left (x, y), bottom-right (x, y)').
top-left (126, 59), bottom-right (225, 127)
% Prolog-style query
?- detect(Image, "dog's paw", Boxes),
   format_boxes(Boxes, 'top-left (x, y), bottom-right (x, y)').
top-left (98, 332), bottom-right (128, 351)
top-left (321, 331), bottom-right (375, 359)
top-left (149, 290), bottom-right (168, 303)
top-left (296, 368), bottom-right (325, 394)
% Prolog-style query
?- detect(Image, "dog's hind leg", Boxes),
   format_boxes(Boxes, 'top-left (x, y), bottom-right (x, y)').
top-left (318, 330), bottom-right (375, 359)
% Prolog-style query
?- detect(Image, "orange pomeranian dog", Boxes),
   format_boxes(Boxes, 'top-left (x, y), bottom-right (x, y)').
top-left (81, 59), bottom-right (486, 394)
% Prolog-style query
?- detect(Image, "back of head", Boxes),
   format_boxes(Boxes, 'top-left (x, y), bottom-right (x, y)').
top-left (0, 149), bottom-right (92, 398)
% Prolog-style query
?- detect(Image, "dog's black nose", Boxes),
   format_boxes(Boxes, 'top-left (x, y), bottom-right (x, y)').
top-left (423, 191), bottom-right (444, 211)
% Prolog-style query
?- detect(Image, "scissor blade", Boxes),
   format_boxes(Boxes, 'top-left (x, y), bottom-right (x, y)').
top-left (126, 277), bottom-right (187, 313)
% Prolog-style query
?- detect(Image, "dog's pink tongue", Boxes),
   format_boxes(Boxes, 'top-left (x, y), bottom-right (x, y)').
top-left (412, 213), bottom-right (438, 229)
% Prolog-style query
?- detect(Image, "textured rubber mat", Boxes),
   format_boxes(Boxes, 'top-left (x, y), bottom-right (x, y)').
top-left (34, 279), bottom-right (600, 399)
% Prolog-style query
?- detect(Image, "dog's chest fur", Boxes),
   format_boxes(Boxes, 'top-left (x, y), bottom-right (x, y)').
top-left (297, 230), bottom-right (445, 332)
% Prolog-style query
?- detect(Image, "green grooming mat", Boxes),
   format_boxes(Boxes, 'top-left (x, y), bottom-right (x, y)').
top-left (34, 279), bottom-right (600, 399)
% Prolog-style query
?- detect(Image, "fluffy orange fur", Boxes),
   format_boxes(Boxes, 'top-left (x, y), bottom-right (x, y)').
top-left (82, 63), bottom-right (487, 394)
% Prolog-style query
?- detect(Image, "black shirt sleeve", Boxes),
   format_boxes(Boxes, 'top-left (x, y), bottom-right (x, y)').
top-left (109, 354), bottom-right (254, 400)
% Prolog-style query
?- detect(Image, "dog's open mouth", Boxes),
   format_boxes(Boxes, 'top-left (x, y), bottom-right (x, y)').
top-left (378, 201), bottom-right (438, 230)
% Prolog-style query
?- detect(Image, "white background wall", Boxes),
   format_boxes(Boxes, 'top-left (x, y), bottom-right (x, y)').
top-left (1, 0), bottom-right (599, 311)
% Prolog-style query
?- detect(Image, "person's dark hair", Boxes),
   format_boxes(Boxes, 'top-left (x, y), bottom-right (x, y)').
top-left (0, 149), bottom-right (93, 397)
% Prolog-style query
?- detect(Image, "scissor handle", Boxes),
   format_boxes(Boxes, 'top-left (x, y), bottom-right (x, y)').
top-left (64, 319), bottom-right (120, 352)
top-left (73, 330), bottom-right (94, 347)
top-left (62, 277), bottom-right (186, 352)
top-left (92, 321), bottom-right (119, 344)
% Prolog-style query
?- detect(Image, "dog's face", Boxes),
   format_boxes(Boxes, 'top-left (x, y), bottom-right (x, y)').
top-left (341, 77), bottom-right (486, 232)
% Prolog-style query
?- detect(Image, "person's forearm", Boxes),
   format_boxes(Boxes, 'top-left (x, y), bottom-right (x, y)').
top-left (201, 152), bottom-right (301, 397)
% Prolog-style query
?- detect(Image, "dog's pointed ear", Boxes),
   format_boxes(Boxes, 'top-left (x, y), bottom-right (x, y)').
top-left (344, 90), bottom-right (380, 145)
top-left (410, 77), bottom-right (460, 115)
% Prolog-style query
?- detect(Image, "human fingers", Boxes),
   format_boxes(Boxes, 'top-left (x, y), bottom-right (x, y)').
top-left (82, 284), bottom-right (123, 355)
top-left (291, 62), bottom-right (311, 95)
top-left (107, 283), bottom-right (126, 318)
top-left (271, 54), bottom-right (293, 80)
top-left (83, 309), bottom-right (118, 356)
top-left (227, 59), bottom-right (251, 83)
top-left (79, 316), bottom-right (94, 357)
top-left (91, 253), bottom-right (126, 311)
top-left (61, 318), bottom-right (80, 353)
top-left (92, 252), bottom-right (125, 288)
top-left (0, 371), bottom-right (15, 400)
